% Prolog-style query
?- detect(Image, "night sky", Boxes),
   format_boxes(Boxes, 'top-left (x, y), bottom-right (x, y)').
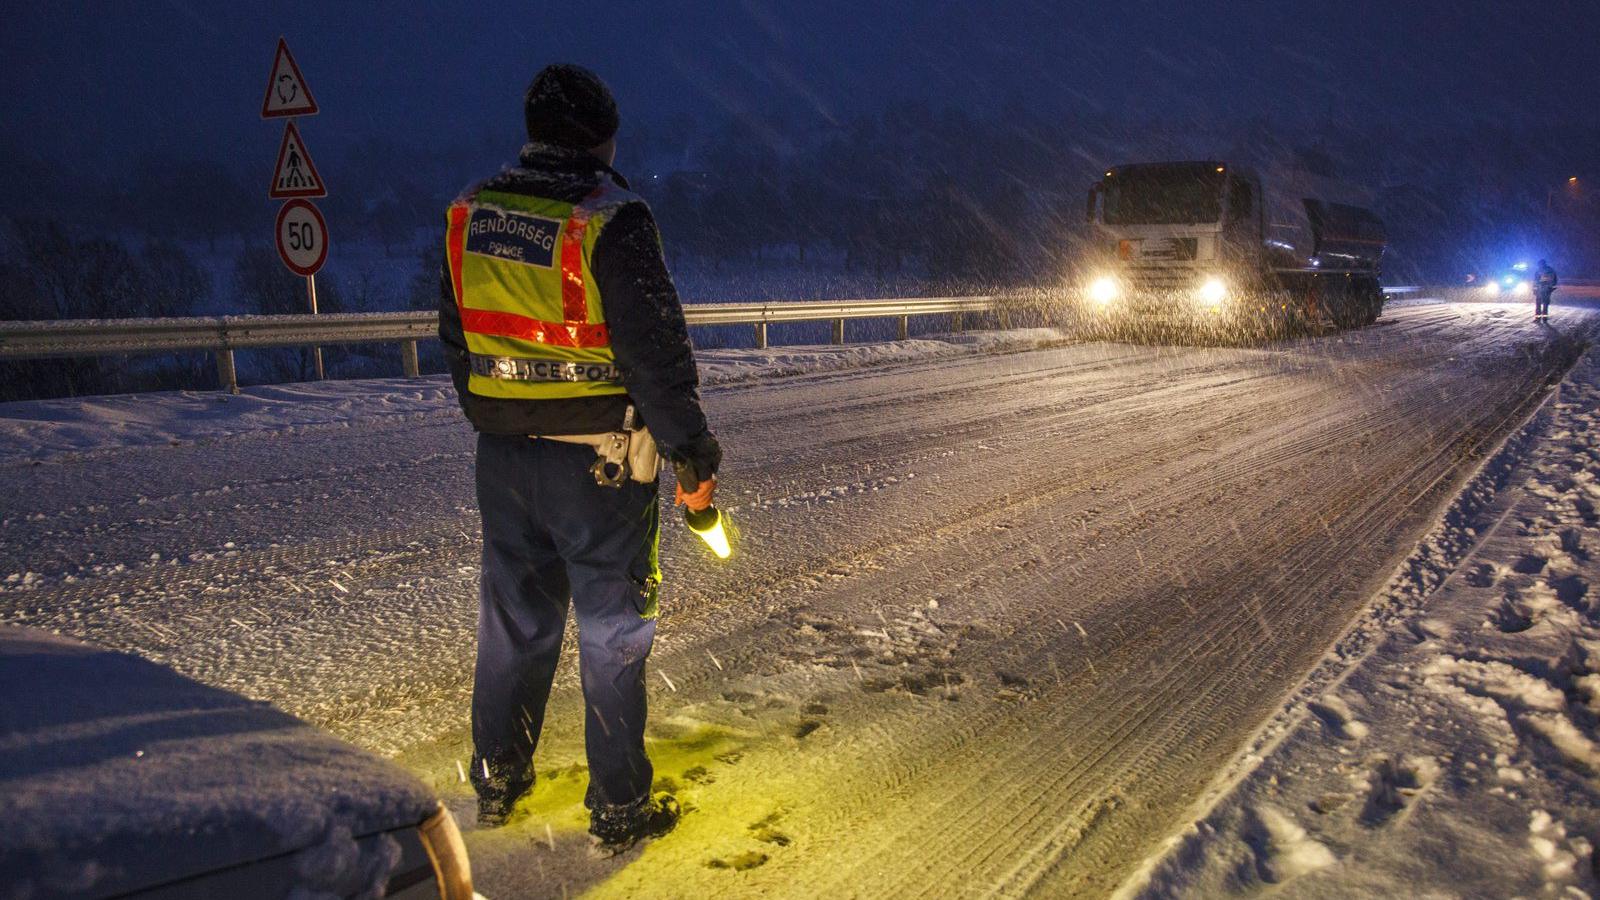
top-left (7, 0), bottom-right (1600, 172)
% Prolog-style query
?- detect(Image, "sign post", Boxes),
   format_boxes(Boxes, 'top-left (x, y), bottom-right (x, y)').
top-left (262, 37), bottom-right (328, 380)
top-left (305, 276), bottom-right (322, 380)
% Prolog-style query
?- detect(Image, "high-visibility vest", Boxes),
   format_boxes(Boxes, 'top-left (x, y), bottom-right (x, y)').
top-left (445, 182), bottom-right (636, 401)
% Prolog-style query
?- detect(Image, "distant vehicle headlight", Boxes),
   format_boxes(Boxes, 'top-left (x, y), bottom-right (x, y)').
top-left (1512, 280), bottom-right (1532, 297)
top-left (1482, 281), bottom-right (1501, 297)
top-left (1502, 275), bottom-right (1516, 285)
top-left (1087, 276), bottom-right (1120, 306)
top-left (1196, 277), bottom-right (1227, 307)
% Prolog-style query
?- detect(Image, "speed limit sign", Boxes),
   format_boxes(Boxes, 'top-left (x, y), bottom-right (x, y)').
top-left (275, 198), bottom-right (328, 276)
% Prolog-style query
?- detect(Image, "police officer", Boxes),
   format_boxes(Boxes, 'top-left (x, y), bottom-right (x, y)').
top-left (439, 63), bottom-right (721, 851)
top-left (1534, 259), bottom-right (1558, 320)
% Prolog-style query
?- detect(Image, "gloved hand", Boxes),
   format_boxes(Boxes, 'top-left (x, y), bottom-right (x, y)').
top-left (675, 475), bottom-right (716, 513)
top-left (676, 432), bottom-right (722, 485)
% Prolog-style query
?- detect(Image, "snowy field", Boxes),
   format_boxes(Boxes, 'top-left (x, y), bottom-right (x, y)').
top-left (1, 296), bottom-right (1597, 897)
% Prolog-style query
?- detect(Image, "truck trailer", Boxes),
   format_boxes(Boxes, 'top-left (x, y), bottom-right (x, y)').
top-left (1079, 160), bottom-right (1387, 337)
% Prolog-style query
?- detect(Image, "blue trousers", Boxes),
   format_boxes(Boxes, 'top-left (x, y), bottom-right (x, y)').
top-left (470, 433), bottom-right (660, 811)
top-left (1535, 289), bottom-right (1552, 316)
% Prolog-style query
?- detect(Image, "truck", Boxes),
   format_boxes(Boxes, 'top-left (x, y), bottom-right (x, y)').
top-left (1080, 160), bottom-right (1387, 337)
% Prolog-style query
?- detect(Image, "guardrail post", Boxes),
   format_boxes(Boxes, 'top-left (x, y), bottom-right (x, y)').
top-left (215, 349), bottom-right (239, 395)
top-left (754, 322), bottom-right (768, 349)
top-left (998, 307), bottom-right (1011, 330)
top-left (401, 340), bottom-right (420, 378)
top-left (952, 312), bottom-right (964, 333)
top-left (831, 318), bottom-right (845, 345)
top-left (897, 315), bottom-right (909, 341)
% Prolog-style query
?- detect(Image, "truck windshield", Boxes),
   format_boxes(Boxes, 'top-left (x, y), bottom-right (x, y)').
top-left (1102, 165), bottom-right (1225, 226)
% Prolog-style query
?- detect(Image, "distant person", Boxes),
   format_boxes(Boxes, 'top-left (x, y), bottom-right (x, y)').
top-left (1534, 259), bottom-right (1558, 320)
top-left (438, 64), bottom-right (721, 852)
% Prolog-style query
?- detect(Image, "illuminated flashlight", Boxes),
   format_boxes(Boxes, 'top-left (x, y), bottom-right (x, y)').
top-left (674, 462), bottom-right (731, 559)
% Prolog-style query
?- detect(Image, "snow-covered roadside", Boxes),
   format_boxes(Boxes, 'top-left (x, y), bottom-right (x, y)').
top-left (0, 328), bottom-right (1070, 462)
top-left (1123, 342), bottom-right (1600, 897)
top-left (695, 326), bottom-right (1068, 384)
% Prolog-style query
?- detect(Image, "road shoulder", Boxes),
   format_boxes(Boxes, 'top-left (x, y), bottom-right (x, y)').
top-left (1122, 340), bottom-right (1600, 897)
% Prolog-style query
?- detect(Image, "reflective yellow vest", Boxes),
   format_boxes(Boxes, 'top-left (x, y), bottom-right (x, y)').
top-left (445, 183), bottom-right (636, 401)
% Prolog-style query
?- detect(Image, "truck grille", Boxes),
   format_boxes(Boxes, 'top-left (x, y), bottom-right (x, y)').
top-left (1129, 266), bottom-right (1196, 290)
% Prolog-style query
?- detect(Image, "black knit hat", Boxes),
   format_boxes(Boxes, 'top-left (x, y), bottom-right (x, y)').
top-left (523, 64), bottom-right (619, 150)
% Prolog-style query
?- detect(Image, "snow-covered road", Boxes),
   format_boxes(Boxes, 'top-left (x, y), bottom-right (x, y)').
top-left (2, 298), bottom-right (1595, 898)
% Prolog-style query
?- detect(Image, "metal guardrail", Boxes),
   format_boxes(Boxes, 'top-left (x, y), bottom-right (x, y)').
top-left (0, 297), bottom-right (999, 393)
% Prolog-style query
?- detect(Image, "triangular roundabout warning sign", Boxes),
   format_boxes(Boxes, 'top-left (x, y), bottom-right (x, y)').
top-left (269, 121), bottom-right (327, 199)
top-left (261, 37), bottom-right (319, 118)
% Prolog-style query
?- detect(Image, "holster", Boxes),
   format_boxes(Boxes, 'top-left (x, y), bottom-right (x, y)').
top-left (536, 405), bottom-right (661, 487)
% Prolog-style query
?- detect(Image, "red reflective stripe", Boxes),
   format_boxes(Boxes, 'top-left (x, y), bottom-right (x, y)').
top-left (460, 308), bottom-right (611, 348)
top-left (560, 186), bottom-right (610, 324)
top-left (445, 203), bottom-right (469, 311)
top-left (561, 216), bottom-right (588, 324)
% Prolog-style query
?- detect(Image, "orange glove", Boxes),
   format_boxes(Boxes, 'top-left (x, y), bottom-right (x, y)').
top-left (674, 475), bottom-right (716, 513)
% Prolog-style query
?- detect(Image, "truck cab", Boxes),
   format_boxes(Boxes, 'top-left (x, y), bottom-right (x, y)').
top-left (1082, 159), bottom-right (1385, 336)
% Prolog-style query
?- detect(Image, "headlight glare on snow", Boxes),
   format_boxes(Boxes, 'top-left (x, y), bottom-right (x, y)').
top-left (1196, 277), bottom-right (1227, 307)
top-left (1087, 276), bottom-right (1120, 306)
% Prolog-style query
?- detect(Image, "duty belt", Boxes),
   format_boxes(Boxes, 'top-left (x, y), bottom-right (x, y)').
top-left (535, 405), bottom-right (660, 488)
top-left (470, 354), bottom-right (623, 384)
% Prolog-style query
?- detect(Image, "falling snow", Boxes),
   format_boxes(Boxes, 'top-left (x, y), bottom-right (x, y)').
top-left (2, 294), bottom-right (1597, 897)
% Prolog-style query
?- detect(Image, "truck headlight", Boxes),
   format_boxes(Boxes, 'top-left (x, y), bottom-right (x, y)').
top-left (1512, 280), bottom-right (1531, 297)
top-left (1196, 277), bottom-right (1227, 307)
top-left (1087, 276), bottom-right (1120, 306)
top-left (1482, 281), bottom-right (1501, 296)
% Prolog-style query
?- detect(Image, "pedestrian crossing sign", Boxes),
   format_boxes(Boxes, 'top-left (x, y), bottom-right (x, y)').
top-left (268, 121), bottom-right (327, 199)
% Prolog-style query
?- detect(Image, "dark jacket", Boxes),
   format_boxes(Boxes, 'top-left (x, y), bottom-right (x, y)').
top-left (1536, 264), bottom-right (1558, 292)
top-left (440, 143), bottom-right (720, 480)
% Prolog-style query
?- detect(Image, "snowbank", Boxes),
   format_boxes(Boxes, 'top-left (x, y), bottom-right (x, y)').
top-left (694, 327), bottom-right (1068, 385)
top-left (0, 378), bottom-right (462, 463)
top-left (0, 329), bottom-right (1070, 462)
top-left (1123, 343), bottom-right (1600, 898)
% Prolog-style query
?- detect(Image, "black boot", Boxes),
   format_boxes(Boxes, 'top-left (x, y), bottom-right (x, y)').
top-left (477, 787), bottom-right (530, 828)
top-left (589, 793), bottom-right (680, 854)
top-left (472, 753), bottom-right (533, 828)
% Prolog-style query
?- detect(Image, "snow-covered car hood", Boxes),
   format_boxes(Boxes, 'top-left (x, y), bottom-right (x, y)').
top-left (0, 626), bottom-right (440, 898)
